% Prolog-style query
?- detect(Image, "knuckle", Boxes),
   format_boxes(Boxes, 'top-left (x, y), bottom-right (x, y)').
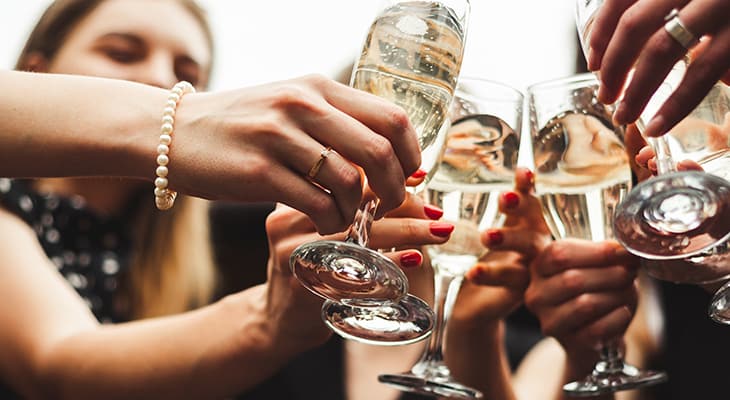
top-left (242, 154), bottom-right (271, 178)
top-left (574, 293), bottom-right (598, 317)
top-left (561, 270), bottom-right (585, 293)
top-left (302, 73), bottom-right (329, 87)
top-left (336, 164), bottom-right (362, 191)
top-left (545, 242), bottom-right (572, 267)
top-left (386, 106), bottom-right (411, 135)
top-left (616, 10), bottom-right (643, 38)
top-left (367, 136), bottom-right (396, 164)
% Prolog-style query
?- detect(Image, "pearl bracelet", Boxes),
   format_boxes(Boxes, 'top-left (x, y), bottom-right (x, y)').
top-left (154, 81), bottom-right (195, 210)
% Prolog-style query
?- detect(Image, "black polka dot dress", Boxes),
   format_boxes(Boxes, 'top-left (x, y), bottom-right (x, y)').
top-left (0, 178), bottom-right (132, 323)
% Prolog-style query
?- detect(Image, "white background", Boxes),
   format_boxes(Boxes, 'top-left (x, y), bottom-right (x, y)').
top-left (0, 0), bottom-right (579, 92)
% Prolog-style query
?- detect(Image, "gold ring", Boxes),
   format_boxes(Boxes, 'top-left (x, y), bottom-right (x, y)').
top-left (663, 8), bottom-right (699, 50)
top-left (307, 146), bottom-right (332, 180)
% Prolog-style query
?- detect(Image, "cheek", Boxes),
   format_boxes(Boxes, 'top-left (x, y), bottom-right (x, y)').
top-left (48, 53), bottom-right (130, 81)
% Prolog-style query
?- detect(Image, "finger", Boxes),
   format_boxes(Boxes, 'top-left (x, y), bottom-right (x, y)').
top-left (586, 0), bottom-right (638, 70)
top-left (514, 166), bottom-right (536, 194)
top-left (368, 219), bottom-right (453, 249)
top-left (643, 29), bottom-right (730, 137)
top-left (597, 0), bottom-right (684, 104)
top-left (263, 164), bottom-right (349, 235)
top-left (564, 305), bottom-right (634, 349)
top-left (537, 287), bottom-right (636, 339)
top-left (677, 159), bottom-right (704, 171)
top-left (298, 100), bottom-right (408, 214)
top-left (525, 264), bottom-right (637, 308)
top-left (317, 77), bottom-right (422, 176)
top-left (286, 144), bottom-right (363, 225)
top-left (406, 168), bottom-right (427, 187)
top-left (635, 145), bottom-right (655, 168)
top-left (611, 25), bottom-right (688, 124)
top-left (381, 191), bottom-right (431, 219)
top-left (384, 249), bottom-right (425, 270)
top-left (466, 258), bottom-right (530, 290)
top-left (532, 239), bottom-right (637, 277)
top-left (482, 227), bottom-right (548, 261)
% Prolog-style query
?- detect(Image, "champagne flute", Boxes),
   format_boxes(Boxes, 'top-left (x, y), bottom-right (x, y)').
top-left (378, 77), bottom-right (522, 399)
top-left (291, 0), bottom-right (470, 345)
top-left (577, 0), bottom-right (730, 324)
top-left (576, 0), bottom-right (730, 265)
top-left (528, 73), bottom-right (667, 396)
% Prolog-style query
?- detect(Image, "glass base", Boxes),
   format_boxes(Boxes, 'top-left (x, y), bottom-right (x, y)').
top-left (709, 280), bottom-right (730, 324)
top-left (290, 240), bottom-right (408, 304)
top-left (379, 366), bottom-right (483, 399)
top-left (563, 363), bottom-right (667, 397)
top-left (322, 294), bottom-right (434, 346)
top-left (614, 171), bottom-right (730, 260)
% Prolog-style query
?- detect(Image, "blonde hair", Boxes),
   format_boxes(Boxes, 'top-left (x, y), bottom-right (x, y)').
top-left (126, 196), bottom-right (216, 318)
top-left (16, 0), bottom-right (218, 318)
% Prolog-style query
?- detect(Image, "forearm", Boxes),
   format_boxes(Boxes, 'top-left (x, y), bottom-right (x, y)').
top-left (445, 321), bottom-right (516, 400)
top-left (0, 70), bottom-right (163, 180)
top-left (37, 287), bottom-right (300, 400)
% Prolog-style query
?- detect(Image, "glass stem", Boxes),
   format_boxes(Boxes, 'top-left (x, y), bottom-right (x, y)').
top-left (345, 198), bottom-right (378, 247)
top-left (647, 136), bottom-right (677, 175)
top-left (414, 266), bottom-right (463, 369)
top-left (595, 341), bottom-right (625, 375)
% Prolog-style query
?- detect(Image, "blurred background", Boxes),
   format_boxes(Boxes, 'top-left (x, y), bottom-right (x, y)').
top-left (0, 0), bottom-right (580, 93)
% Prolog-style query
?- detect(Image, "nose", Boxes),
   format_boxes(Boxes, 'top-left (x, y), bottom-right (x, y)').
top-left (136, 53), bottom-right (177, 89)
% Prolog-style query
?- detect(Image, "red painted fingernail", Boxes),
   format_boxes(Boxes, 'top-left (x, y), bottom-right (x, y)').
top-left (485, 229), bottom-right (503, 246)
top-left (430, 222), bottom-right (454, 237)
top-left (410, 169), bottom-right (427, 179)
top-left (400, 251), bottom-right (422, 268)
top-left (424, 204), bottom-right (444, 220)
top-left (502, 191), bottom-right (520, 209)
top-left (524, 169), bottom-right (535, 186)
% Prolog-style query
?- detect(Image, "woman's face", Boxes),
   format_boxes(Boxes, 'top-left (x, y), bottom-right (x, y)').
top-left (46, 0), bottom-right (211, 89)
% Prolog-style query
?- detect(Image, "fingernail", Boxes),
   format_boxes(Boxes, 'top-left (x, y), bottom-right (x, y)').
top-left (587, 47), bottom-right (598, 71)
top-left (502, 191), bottom-right (520, 209)
top-left (485, 229), bottom-right (503, 246)
top-left (468, 267), bottom-right (487, 283)
top-left (524, 169), bottom-right (535, 186)
top-left (597, 85), bottom-right (610, 104)
top-left (644, 115), bottom-right (666, 137)
top-left (400, 251), bottom-right (422, 268)
top-left (424, 204), bottom-right (444, 220)
top-left (430, 222), bottom-right (454, 237)
top-left (410, 169), bottom-right (427, 179)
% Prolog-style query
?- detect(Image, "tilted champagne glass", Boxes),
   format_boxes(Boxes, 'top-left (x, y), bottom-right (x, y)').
top-left (290, 0), bottom-right (471, 345)
top-left (576, 0), bottom-right (730, 325)
top-left (378, 77), bottom-right (522, 399)
top-left (528, 74), bottom-right (667, 396)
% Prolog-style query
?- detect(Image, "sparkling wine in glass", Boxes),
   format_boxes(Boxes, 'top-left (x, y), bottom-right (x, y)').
top-left (292, 0), bottom-right (470, 345)
top-left (529, 73), bottom-right (667, 396)
top-left (378, 77), bottom-right (522, 399)
top-left (576, 0), bottom-right (730, 331)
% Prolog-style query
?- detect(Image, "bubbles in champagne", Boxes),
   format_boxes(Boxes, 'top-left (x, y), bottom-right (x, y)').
top-left (352, 1), bottom-right (466, 152)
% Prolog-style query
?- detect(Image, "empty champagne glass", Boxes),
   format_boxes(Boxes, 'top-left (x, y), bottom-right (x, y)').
top-left (528, 73), bottom-right (667, 396)
top-left (378, 77), bottom-right (522, 399)
top-left (291, 0), bottom-right (470, 345)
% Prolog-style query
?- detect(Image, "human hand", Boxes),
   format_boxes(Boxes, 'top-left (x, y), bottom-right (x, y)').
top-left (524, 239), bottom-right (639, 364)
top-left (263, 192), bottom-right (452, 351)
top-left (450, 168), bottom-right (551, 328)
top-left (173, 74), bottom-right (421, 235)
top-left (588, 0), bottom-right (730, 137)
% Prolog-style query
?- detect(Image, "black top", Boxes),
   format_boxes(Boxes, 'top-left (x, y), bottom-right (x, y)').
top-left (0, 178), bottom-right (134, 323)
top-left (648, 279), bottom-right (730, 399)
